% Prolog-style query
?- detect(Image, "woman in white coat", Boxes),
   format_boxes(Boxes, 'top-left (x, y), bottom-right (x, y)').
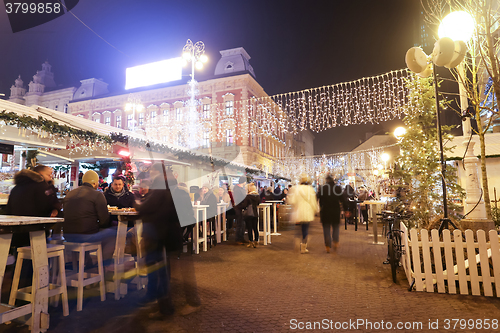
top-left (288, 174), bottom-right (318, 254)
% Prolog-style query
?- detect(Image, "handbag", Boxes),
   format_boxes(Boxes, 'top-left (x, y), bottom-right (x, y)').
top-left (243, 202), bottom-right (255, 217)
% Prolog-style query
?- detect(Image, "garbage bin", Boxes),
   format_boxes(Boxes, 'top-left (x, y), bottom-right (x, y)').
top-left (278, 204), bottom-right (294, 230)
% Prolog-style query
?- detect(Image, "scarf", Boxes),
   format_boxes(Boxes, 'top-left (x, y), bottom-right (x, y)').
top-left (109, 186), bottom-right (127, 198)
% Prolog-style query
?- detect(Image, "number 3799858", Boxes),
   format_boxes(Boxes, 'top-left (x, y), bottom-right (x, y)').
top-left (5, 2), bottom-right (61, 14)
top-left (443, 318), bottom-right (498, 330)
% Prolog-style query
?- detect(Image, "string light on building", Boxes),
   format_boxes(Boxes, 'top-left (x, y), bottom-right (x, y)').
top-left (182, 39), bottom-right (208, 149)
top-left (125, 94), bottom-right (144, 132)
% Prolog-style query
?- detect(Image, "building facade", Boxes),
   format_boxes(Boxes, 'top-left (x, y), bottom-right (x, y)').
top-left (8, 61), bottom-right (109, 113)
top-left (67, 47), bottom-right (313, 173)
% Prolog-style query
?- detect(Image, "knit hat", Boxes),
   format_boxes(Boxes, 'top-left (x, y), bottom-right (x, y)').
top-left (239, 176), bottom-right (247, 184)
top-left (202, 183), bottom-right (211, 189)
top-left (82, 170), bottom-right (99, 186)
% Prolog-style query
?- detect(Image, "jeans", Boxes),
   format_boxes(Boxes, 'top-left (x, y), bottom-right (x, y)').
top-left (142, 223), bottom-right (173, 314)
top-left (245, 216), bottom-right (259, 242)
top-left (235, 209), bottom-right (245, 242)
top-left (301, 222), bottom-right (310, 241)
top-left (64, 227), bottom-right (118, 266)
top-left (361, 207), bottom-right (369, 223)
top-left (322, 223), bottom-right (340, 248)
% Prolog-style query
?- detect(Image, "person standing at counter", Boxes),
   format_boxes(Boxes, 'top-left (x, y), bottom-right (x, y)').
top-left (6, 165), bottom-right (61, 247)
top-left (233, 176), bottom-right (247, 245)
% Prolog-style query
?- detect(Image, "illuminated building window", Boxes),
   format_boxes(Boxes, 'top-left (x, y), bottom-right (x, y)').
top-left (203, 104), bottom-right (210, 119)
top-left (139, 113), bottom-right (144, 126)
top-left (176, 108), bottom-right (182, 121)
top-left (226, 129), bottom-right (233, 146)
top-left (116, 115), bottom-right (122, 128)
top-left (105, 117), bottom-right (110, 126)
top-left (127, 114), bottom-right (133, 129)
top-left (225, 100), bottom-right (234, 116)
top-left (203, 131), bottom-right (210, 148)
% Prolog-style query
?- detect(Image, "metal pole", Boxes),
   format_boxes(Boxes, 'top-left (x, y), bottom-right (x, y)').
top-left (433, 65), bottom-right (457, 233)
top-left (432, 65), bottom-right (448, 218)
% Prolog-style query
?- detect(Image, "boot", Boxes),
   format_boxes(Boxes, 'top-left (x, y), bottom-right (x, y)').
top-left (333, 242), bottom-right (339, 252)
top-left (294, 238), bottom-right (301, 251)
top-left (253, 241), bottom-right (257, 248)
top-left (325, 246), bottom-right (330, 253)
top-left (247, 241), bottom-right (253, 248)
top-left (300, 243), bottom-right (309, 254)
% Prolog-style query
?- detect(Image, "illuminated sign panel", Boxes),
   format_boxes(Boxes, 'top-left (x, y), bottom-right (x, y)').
top-left (125, 57), bottom-right (182, 90)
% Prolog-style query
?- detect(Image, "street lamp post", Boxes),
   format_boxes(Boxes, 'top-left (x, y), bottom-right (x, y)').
top-left (438, 11), bottom-right (475, 136)
top-left (405, 11), bottom-right (483, 231)
top-left (125, 95), bottom-right (144, 132)
top-left (182, 39), bottom-right (208, 149)
top-left (438, 12), bottom-right (491, 226)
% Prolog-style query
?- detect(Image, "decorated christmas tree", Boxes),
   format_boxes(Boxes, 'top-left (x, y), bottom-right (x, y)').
top-left (392, 75), bottom-right (464, 228)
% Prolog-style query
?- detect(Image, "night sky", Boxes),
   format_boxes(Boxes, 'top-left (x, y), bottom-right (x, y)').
top-left (0, 0), bottom-right (427, 154)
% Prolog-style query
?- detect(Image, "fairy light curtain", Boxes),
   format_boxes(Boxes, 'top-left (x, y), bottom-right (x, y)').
top-left (268, 69), bottom-right (410, 134)
top-left (142, 69), bottom-right (411, 148)
top-left (273, 144), bottom-right (397, 188)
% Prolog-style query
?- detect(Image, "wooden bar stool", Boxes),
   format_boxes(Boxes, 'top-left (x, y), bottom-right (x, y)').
top-left (64, 242), bottom-right (106, 311)
top-left (9, 244), bottom-right (69, 316)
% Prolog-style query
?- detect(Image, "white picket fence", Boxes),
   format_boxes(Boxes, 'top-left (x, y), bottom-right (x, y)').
top-left (400, 223), bottom-right (500, 297)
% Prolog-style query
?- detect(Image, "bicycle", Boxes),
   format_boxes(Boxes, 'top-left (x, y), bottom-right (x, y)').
top-left (381, 210), bottom-right (410, 283)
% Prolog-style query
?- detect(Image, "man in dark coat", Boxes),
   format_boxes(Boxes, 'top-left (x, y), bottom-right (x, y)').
top-left (63, 170), bottom-right (115, 264)
top-left (343, 183), bottom-right (356, 224)
top-left (6, 165), bottom-right (60, 247)
top-left (232, 176), bottom-right (247, 244)
top-left (104, 175), bottom-right (135, 225)
top-left (134, 163), bottom-right (181, 319)
top-left (317, 175), bottom-right (345, 253)
top-left (170, 179), bottom-right (201, 316)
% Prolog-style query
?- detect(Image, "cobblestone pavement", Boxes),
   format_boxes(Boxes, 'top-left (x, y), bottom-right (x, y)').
top-left (2, 219), bottom-right (500, 333)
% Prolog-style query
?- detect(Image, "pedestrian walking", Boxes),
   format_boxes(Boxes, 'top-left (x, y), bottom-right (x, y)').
top-left (134, 163), bottom-right (181, 319)
top-left (169, 177), bottom-right (201, 316)
top-left (287, 174), bottom-right (318, 254)
top-left (317, 175), bottom-right (344, 253)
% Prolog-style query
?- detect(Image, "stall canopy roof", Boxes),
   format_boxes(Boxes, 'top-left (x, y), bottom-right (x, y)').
top-left (0, 100), bottom-right (205, 167)
top-left (445, 133), bottom-right (500, 158)
top-left (0, 100), bottom-right (267, 171)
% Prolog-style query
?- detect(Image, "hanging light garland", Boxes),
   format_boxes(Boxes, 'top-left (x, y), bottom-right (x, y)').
top-left (141, 69), bottom-right (412, 147)
top-left (272, 144), bottom-right (398, 185)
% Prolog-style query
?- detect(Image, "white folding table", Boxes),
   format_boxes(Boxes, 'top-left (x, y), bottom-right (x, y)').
top-left (258, 203), bottom-right (272, 245)
top-left (0, 215), bottom-right (63, 333)
top-left (192, 205), bottom-right (208, 254)
top-left (265, 200), bottom-right (283, 236)
top-left (216, 203), bottom-right (228, 243)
